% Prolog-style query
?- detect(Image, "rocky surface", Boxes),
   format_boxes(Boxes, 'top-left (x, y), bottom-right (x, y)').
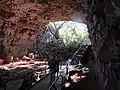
top-left (0, 0), bottom-right (80, 57)
top-left (82, 0), bottom-right (120, 90)
top-left (1, 0), bottom-right (120, 89)
top-left (0, 61), bottom-right (49, 90)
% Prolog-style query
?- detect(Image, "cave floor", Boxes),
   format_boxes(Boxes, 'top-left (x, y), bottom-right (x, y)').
top-left (30, 65), bottom-right (100, 90)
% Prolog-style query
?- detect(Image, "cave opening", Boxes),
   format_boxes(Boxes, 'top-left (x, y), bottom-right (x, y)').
top-left (35, 20), bottom-right (91, 63)
top-left (33, 20), bottom-right (98, 90)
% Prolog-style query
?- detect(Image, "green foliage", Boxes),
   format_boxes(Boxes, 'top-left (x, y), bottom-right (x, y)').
top-left (48, 21), bottom-right (91, 48)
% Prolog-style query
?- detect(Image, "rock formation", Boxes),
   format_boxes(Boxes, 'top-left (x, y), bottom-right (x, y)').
top-left (0, 0), bottom-right (79, 57)
top-left (82, 0), bottom-right (120, 90)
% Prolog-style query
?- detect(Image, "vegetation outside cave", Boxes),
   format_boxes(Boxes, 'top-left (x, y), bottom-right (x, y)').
top-left (36, 21), bottom-right (91, 61)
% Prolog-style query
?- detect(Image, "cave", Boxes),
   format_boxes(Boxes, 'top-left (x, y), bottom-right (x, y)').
top-left (0, 0), bottom-right (120, 90)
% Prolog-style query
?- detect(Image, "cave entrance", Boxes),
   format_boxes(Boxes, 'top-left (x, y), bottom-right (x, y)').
top-left (36, 20), bottom-right (91, 63)
top-left (34, 20), bottom-right (96, 90)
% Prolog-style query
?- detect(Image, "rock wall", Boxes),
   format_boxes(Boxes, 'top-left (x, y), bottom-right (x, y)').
top-left (0, 0), bottom-right (79, 57)
top-left (82, 0), bottom-right (120, 90)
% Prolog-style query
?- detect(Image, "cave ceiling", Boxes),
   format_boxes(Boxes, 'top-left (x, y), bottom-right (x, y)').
top-left (0, 0), bottom-right (82, 56)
